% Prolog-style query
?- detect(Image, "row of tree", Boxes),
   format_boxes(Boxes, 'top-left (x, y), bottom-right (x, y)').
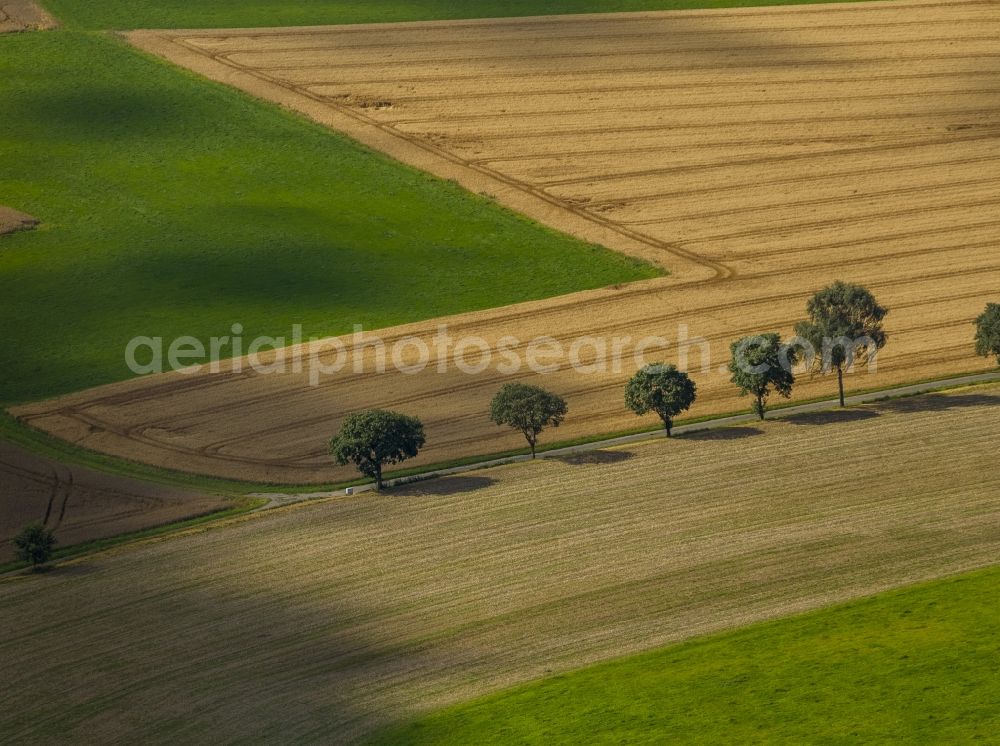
top-left (330, 287), bottom-right (999, 491)
top-left (10, 298), bottom-right (999, 569)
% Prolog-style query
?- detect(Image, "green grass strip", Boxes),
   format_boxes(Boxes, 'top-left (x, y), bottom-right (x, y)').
top-left (43, 0), bottom-right (899, 32)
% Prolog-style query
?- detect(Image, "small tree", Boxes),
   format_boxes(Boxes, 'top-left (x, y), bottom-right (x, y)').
top-left (329, 409), bottom-right (425, 490)
top-left (728, 333), bottom-right (798, 420)
top-left (625, 363), bottom-right (697, 437)
top-left (489, 383), bottom-right (568, 458)
top-left (794, 281), bottom-right (888, 407)
top-left (14, 523), bottom-right (56, 570)
top-left (974, 303), bottom-right (1000, 366)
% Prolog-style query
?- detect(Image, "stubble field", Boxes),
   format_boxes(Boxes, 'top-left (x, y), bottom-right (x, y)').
top-left (15, 0), bottom-right (1000, 483)
top-left (3, 386), bottom-right (1000, 742)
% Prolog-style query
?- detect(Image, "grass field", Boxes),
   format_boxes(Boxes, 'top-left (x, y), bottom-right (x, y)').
top-left (32, 0), bottom-right (998, 484)
top-left (42, 0), bottom-right (889, 31)
top-left (2, 385), bottom-right (999, 742)
top-left (0, 30), bottom-right (654, 405)
top-left (373, 566), bottom-right (1000, 745)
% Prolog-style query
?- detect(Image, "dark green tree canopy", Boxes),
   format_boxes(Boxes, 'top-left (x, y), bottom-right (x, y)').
top-left (624, 363), bottom-right (697, 437)
top-left (974, 303), bottom-right (1000, 366)
top-left (728, 333), bottom-right (798, 420)
top-left (490, 382), bottom-right (568, 458)
top-left (794, 281), bottom-right (888, 406)
top-left (329, 409), bottom-right (425, 490)
top-left (14, 523), bottom-right (56, 569)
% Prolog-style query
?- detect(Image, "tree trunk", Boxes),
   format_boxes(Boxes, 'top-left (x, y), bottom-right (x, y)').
top-left (530, 439), bottom-right (536, 459)
top-left (756, 394), bottom-right (766, 421)
top-left (664, 418), bottom-right (672, 438)
top-left (837, 364), bottom-right (846, 407)
top-left (375, 463), bottom-right (383, 491)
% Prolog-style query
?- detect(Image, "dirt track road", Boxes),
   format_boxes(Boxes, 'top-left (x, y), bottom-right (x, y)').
top-left (13, 0), bottom-right (998, 483)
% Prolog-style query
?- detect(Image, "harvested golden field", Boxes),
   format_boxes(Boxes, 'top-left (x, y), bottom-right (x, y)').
top-left (3, 386), bottom-right (1000, 743)
top-left (0, 440), bottom-right (228, 558)
top-left (15, 0), bottom-right (999, 484)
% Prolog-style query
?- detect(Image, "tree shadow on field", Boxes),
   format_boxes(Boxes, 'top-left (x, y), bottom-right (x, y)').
top-left (554, 450), bottom-right (634, 466)
top-left (782, 409), bottom-right (881, 426)
top-left (393, 475), bottom-right (497, 497)
top-left (874, 392), bottom-right (1000, 415)
top-left (680, 426), bottom-right (764, 441)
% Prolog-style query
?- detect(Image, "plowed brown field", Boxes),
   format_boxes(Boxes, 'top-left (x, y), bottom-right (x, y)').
top-left (14, 0), bottom-right (998, 483)
top-left (3, 387), bottom-right (1000, 743)
top-left (0, 440), bottom-right (227, 558)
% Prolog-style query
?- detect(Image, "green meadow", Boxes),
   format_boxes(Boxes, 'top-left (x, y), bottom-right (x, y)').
top-left (0, 30), bottom-right (655, 404)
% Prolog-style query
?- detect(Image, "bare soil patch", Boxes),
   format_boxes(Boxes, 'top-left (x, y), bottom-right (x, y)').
top-left (0, 0), bottom-right (57, 33)
top-left (0, 439), bottom-right (228, 559)
top-left (0, 206), bottom-right (39, 235)
top-left (18, 0), bottom-right (997, 483)
top-left (2, 385), bottom-right (999, 742)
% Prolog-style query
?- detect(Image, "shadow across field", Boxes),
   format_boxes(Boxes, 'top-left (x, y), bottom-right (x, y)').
top-left (14, 87), bottom-right (193, 142)
top-left (478, 7), bottom-right (834, 79)
top-left (0, 561), bottom-right (376, 742)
